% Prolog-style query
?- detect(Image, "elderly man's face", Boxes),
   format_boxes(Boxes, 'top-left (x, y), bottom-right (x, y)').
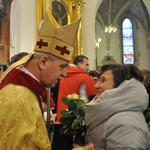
top-left (39, 56), bottom-right (69, 88)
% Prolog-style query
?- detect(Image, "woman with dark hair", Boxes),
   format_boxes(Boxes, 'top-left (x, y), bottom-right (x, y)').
top-left (85, 64), bottom-right (150, 149)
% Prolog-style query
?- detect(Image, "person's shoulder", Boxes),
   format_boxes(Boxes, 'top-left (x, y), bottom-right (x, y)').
top-left (67, 65), bottom-right (86, 74)
top-left (1, 84), bottom-right (37, 103)
top-left (83, 73), bottom-right (95, 79)
top-left (108, 111), bottom-right (145, 127)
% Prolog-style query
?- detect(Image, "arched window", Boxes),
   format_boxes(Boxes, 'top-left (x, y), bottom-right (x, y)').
top-left (121, 18), bottom-right (134, 64)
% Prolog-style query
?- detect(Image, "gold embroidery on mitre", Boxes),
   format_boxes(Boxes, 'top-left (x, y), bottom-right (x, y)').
top-left (34, 7), bottom-right (81, 62)
top-left (35, 37), bottom-right (73, 62)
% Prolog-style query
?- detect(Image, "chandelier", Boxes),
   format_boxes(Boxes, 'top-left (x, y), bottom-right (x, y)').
top-left (105, 0), bottom-right (117, 33)
top-left (95, 38), bottom-right (102, 48)
top-left (105, 25), bottom-right (117, 33)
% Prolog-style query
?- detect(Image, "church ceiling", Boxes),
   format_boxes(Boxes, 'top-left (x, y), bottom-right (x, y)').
top-left (96, 0), bottom-right (150, 33)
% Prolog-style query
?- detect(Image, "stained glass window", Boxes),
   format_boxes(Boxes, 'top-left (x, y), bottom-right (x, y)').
top-left (122, 18), bottom-right (134, 64)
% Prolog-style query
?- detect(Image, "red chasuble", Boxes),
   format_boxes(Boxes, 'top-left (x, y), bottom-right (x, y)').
top-left (0, 68), bottom-right (55, 109)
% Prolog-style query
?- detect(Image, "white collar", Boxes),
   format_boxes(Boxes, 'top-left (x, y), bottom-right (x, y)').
top-left (20, 65), bottom-right (39, 82)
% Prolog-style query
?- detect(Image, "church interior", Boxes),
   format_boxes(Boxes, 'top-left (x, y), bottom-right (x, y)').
top-left (0, 1), bottom-right (150, 149)
top-left (0, 0), bottom-right (150, 73)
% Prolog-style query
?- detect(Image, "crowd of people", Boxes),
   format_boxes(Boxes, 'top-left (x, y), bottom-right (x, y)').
top-left (0, 5), bottom-right (150, 150)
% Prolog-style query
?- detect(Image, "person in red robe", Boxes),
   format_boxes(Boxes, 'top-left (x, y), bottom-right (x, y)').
top-left (57, 55), bottom-right (96, 122)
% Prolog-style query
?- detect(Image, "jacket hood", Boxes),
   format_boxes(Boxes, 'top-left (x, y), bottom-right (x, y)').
top-left (85, 78), bottom-right (149, 130)
top-left (66, 65), bottom-right (87, 77)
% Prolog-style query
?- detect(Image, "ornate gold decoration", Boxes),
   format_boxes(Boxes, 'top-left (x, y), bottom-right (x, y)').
top-left (71, 0), bottom-right (85, 9)
top-left (61, 0), bottom-right (85, 10)
top-left (35, 7), bottom-right (81, 62)
top-left (36, 0), bottom-right (51, 38)
top-left (36, 0), bottom-right (85, 62)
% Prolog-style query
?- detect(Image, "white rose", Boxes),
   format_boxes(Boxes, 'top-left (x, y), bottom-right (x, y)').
top-left (72, 93), bottom-right (79, 100)
top-left (80, 97), bottom-right (86, 102)
top-left (67, 94), bottom-right (72, 99)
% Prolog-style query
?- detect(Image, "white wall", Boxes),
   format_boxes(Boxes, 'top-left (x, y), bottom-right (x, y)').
top-left (82, 0), bottom-right (103, 70)
top-left (137, 19), bottom-right (150, 70)
top-left (10, 0), bottom-right (36, 57)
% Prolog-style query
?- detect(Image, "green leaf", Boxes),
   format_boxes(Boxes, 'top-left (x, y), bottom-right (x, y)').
top-left (68, 100), bottom-right (77, 110)
top-left (60, 95), bottom-right (87, 140)
top-left (60, 110), bottom-right (75, 118)
top-left (60, 117), bottom-right (75, 125)
top-left (62, 98), bottom-right (70, 106)
top-left (76, 100), bottom-right (86, 110)
top-left (60, 117), bottom-right (69, 125)
top-left (78, 109), bottom-right (85, 117)
top-left (71, 118), bottom-right (81, 130)
top-left (60, 125), bottom-right (70, 135)
top-left (60, 110), bottom-right (68, 116)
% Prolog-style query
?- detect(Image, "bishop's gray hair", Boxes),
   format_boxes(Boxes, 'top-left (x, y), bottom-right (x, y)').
top-left (33, 52), bottom-right (58, 62)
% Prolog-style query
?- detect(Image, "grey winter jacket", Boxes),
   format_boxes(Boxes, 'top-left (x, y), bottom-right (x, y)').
top-left (85, 78), bottom-right (150, 150)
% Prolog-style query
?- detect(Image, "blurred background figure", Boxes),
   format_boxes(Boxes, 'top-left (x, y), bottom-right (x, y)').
top-left (0, 64), bottom-right (8, 78)
top-left (9, 52), bottom-right (29, 65)
top-left (140, 69), bottom-right (150, 106)
top-left (140, 69), bottom-right (150, 124)
top-left (0, 52), bottom-right (29, 77)
top-left (0, 64), bottom-right (8, 72)
top-left (141, 69), bottom-right (150, 87)
top-left (88, 70), bottom-right (100, 83)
